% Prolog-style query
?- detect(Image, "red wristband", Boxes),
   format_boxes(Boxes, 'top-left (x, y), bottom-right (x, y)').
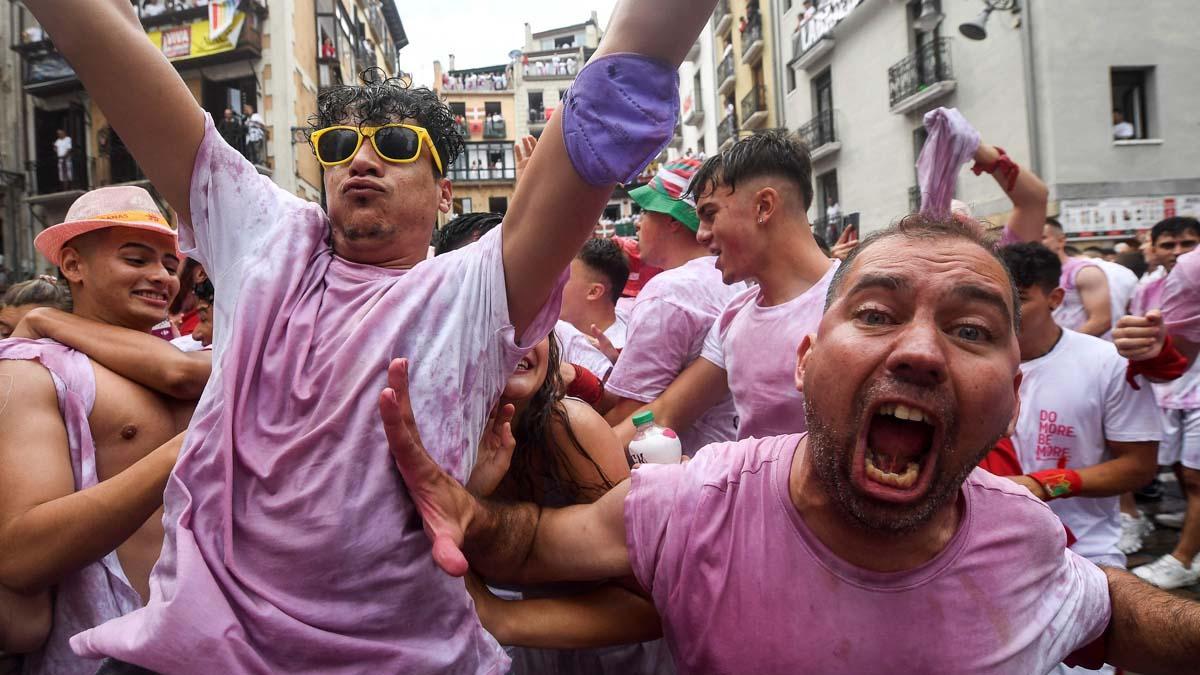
top-left (1028, 468), bottom-right (1083, 500)
top-left (566, 364), bottom-right (603, 407)
top-left (971, 146), bottom-right (1020, 192)
top-left (1126, 332), bottom-right (1190, 389)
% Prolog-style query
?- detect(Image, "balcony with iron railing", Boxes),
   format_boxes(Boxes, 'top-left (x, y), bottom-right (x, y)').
top-left (483, 118), bottom-right (507, 139)
top-left (740, 86), bottom-right (767, 129)
top-left (888, 37), bottom-right (955, 114)
top-left (741, 16), bottom-right (764, 65)
top-left (717, 50), bottom-right (736, 96)
top-left (718, 111), bottom-right (737, 150)
top-left (447, 142), bottom-right (517, 183)
top-left (714, 0), bottom-right (732, 35)
top-left (522, 50), bottom-right (584, 80)
top-left (797, 109), bottom-right (840, 161)
top-left (528, 107), bottom-right (552, 126)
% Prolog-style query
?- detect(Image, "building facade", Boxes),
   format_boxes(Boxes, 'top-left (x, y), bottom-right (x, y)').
top-left (777, 0), bottom-right (1200, 242)
top-left (433, 58), bottom-right (516, 219)
top-left (5, 0), bottom-right (407, 276)
top-left (513, 14), bottom-right (601, 142)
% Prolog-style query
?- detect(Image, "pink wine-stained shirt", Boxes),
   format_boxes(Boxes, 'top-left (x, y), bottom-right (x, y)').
top-left (74, 115), bottom-right (563, 673)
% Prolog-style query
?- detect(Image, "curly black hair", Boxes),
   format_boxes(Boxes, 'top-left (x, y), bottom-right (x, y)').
top-left (433, 212), bottom-right (503, 255)
top-left (307, 68), bottom-right (464, 175)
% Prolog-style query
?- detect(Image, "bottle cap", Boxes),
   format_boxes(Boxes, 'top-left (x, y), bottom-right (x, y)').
top-left (631, 411), bottom-right (655, 426)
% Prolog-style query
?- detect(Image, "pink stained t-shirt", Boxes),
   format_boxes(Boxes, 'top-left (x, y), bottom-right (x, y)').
top-left (699, 261), bottom-right (838, 440)
top-left (606, 256), bottom-right (744, 454)
top-left (624, 434), bottom-right (1112, 674)
top-left (1163, 249), bottom-right (1200, 343)
top-left (1131, 268), bottom-right (1200, 410)
top-left (72, 116), bottom-right (563, 673)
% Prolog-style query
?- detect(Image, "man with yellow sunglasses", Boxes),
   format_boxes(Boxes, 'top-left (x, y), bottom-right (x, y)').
top-left (26, 0), bottom-right (710, 672)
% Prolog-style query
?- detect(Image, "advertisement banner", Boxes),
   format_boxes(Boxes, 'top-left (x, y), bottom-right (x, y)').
top-left (1059, 195), bottom-right (1200, 238)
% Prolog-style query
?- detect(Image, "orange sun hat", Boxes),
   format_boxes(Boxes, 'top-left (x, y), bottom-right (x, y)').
top-left (34, 186), bottom-right (178, 266)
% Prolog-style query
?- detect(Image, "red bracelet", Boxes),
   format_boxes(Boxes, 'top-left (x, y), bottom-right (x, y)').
top-left (971, 146), bottom-right (1020, 193)
top-left (1126, 332), bottom-right (1190, 389)
top-left (1028, 468), bottom-right (1083, 500)
top-left (566, 364), bottom-right (603, 407)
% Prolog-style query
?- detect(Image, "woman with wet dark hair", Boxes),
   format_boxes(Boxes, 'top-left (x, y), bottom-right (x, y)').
top-left (0, 276), bottom-right (70, 339)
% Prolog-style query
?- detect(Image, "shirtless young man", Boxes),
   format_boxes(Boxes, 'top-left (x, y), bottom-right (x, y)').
top-left (0, 187), bottom-right (205, 675)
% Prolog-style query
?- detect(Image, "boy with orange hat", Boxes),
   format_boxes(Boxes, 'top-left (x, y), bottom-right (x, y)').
top-left (0, 186), bottom-right (206, 675)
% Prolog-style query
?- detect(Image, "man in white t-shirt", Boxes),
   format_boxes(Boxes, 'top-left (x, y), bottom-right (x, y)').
top-left (53, 129), bottom-right (73, 190)
top-left (555, 237), bottom-right (629, 378)
top-left (603, 158), bottom-right (744, 454)
top-left (1001, 243), bottom-right (1160, 565)
top-left (1112, 110), bottom-right (1135, 140)
top-left (1001, 242), bottom-right (1161, 675)
top-left (1044, 218), bottom-right (1115, 338)
top-left (33, 0), bottom-right (702, 671)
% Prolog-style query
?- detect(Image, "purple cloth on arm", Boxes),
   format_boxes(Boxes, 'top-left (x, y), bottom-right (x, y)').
top-left (561, 53), bottom-right (679, 186)
top-left (916, 107), bottom-right (980, 217)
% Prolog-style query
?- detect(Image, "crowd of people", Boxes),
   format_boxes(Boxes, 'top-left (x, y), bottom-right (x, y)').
top-left (1, 0), bottom-right (1199, 673)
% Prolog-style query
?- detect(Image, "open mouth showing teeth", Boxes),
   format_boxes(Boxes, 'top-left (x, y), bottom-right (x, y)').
top-left (133, 290), bottom-right (166, 302)
top-left (864, 403), bottom-right (935, 491)
top-left (514, 357), bottom-right (533, 372)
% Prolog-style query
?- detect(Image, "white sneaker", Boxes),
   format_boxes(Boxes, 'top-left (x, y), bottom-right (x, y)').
top-left (1133, 554), bottom-right (1200, 590)
top-left (1118, 512), bottom-right (1152, 554)
top-left (1155, 511), bottom-right (1186, 529)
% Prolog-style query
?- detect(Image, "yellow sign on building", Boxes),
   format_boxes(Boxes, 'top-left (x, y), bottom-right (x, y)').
top-left (145, 12), bottom-right (246, 63)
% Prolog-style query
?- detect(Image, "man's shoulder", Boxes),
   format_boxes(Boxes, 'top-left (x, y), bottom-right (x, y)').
top-left (1061, 329), bottom-right (1124, 369)
top-left (714, 283), bottom-right (762, 331)
top-left (963, 468), bottom-right (1068, 549)
top-left (687, 433), bottom-right (800, 493)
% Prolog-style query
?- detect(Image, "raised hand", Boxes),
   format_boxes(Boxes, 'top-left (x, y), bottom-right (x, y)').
top-left (587, 324), bottom-right (621, 364)
top-left (466, 403), bottom-right (516, 498)
top-left (830, 225), bottom-right (858, 261)
top-left (1114, 310), bottom-right (1167, 361)
top-left (513, 135), bottom-right (538, 187)
top-left (379, 358), bottom-right (475, 577)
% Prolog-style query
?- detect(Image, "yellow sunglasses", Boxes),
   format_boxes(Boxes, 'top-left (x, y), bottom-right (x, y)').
top-left (310, 123), bottom-right (444, 174)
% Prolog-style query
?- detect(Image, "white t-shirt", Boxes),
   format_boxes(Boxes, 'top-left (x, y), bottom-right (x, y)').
top-left (1012, 329), bottom-right (1162, 566)
top-left (555, 317), bottom-right (626, 379)
top-left (1094, 258), bottom-right (1137, 340)
top-left (1112, 121), bottom-right (1135, 140)
top-left (701, 261), bottom-right (838, 440)
top-left (606, 256), bottom-right (745, 454)
top-left (54, 136), bottom-right (73, 158)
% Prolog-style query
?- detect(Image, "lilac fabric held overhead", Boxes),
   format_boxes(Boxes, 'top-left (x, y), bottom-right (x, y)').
top-left (916, 107), bottom-right (980, 216)
top-left (561, 52), bottom-right (679, 186)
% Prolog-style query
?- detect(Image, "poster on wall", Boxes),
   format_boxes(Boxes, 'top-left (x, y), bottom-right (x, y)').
top-left (1059, 195), bottom-right (1200, 238)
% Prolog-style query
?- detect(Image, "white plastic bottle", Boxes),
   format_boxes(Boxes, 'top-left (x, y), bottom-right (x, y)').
top-left (627, 411), bottom-right (682, 465)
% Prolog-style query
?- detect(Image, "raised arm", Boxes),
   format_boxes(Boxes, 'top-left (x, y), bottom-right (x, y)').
top-left (25, 0), bottom-right (205, 215)
top-left (0, 360), bottom-right (183, 593)
top-left (1101, 567), bottom-right (1200, 673)
top-left (500, 0), bottom-right (716, 336)
top-left (18, 307), bottom-right (211, 400)
top-left (381, 359), bottom-right (630, 584)
top-left (974, 143), bottom-right (1048, 243)
top-left (1075, 266), bottom-right (1114, 337)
